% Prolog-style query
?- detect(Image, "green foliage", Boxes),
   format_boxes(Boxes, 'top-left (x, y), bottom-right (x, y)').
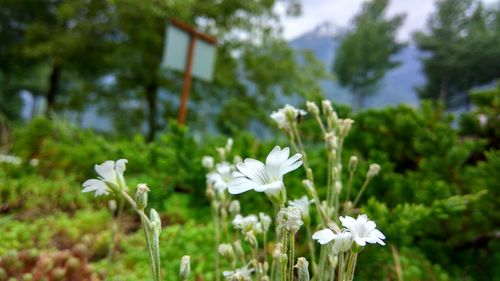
top-left (414, 0), bottom-right (500, 106)
top-left (1, 100), bottom-right (499, 280)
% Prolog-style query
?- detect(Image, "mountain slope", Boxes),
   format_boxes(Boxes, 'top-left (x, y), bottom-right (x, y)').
top-left (289, 22), bottom-right (424, 108)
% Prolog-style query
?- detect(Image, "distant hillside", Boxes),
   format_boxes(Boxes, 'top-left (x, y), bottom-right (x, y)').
top-left (288, 21), bottom-right (424, 108)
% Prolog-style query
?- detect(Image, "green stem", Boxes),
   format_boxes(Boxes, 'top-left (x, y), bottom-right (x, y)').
top-left (120, 190), bottom-right (159, 281)
top-left (282, 230), bottom-right (289, 281)
top-left (212, 203), bottom-right (221, 281)
top-left (289, 233), bottom-right (295, 281)
top-left (346, 171), bottom-right (355, 204)
top-left (337, 253), bottom-right (344, 281)
top-left (306, 224), bottom-right (317, 276)
top-left (345, 252), bottom-right (358, 281)
top-left (315, 115), bottom-right (327, 135)
top-left (352, 177), bottom-right (371, 208)
top-left (317, 246), bottom-right (327, 281)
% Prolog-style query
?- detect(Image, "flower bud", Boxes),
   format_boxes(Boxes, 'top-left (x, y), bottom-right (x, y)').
top-left (225, 138), bottom-right (234, 153)
top-left (202, 156), bottom-right (214, 169)
top-left (180, 255), bottom-right (191, 281)
top-left (135, 183), bottom-right (150, 210)
top-left (322, 100), bottom-right (333, 117)
top-left (229, 200), bottom-right (241, 216)
top-left (306, 101), bottom-right (319, 115)
top-left (335, 181), bottom-right (342, 194)
top-left (150, 208), bottom-right (161, 233)
top-left (273, 243), bottom-right (283, 260)
top-left (348, 156), bottom-right (358, 173)
top-left (341, 118), bottom-right (354, 136)
top-left (218, 243), bottom-right (235, 264)
top-left (259, 213), bottom-right (272, 233)
top-left (302, 179), bottom-right (314, 194)
top-left (233, 240), bottom-right (245, 260)
top-left (296, 257), bottom-right (310, 281)
top-left (108, 200), bottom-right (117, 212)
top-left (324, 132), bottom-right (337, 151)
top-left (366, 164), bottom-right (381, 179)
top-left (216, 147), bottom-right (226, 161)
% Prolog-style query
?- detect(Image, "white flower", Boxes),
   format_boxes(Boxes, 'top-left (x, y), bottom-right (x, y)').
top-left (232, 214), bottom-right (259, 233)
top-left (259, 212), bottom-right (272, 232)
top-left (202, 156), bottom-right (214, 169)
top-left (82, 159), bottom-right (127, 196)
top-left (223, 265), bottom-right (254, 281)
top-left (312, 229), bottom-right (353, 253)
top-left (206, 162), bottom-right (233, 193)
top-left (270, 104), bottom-right (307, 130)
top-left (289, 196), bottom-right (311, 221)
top-left (228, 146), bottom-right (302, 196)
top-left (339, 214), bottom-right (385, 246)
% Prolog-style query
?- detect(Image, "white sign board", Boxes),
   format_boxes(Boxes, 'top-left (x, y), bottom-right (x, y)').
top-left (161, 24), bottom-right (216, 82)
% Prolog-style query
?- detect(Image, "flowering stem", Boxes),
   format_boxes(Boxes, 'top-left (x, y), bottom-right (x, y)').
top-left (315, 115), bottom-right (327, 135)
top-left (211, 203), bottom-right (221, 281)
top-left (306, 224), bottom-right (317, 276)
top-left (337, 253), bottom-right (344, 281)
top-left (346, 170), bottom-right (355, 204)
top-left (352, 177), bottom-right (371, 208)
top-left (289, 234), bottom-right (295, 281)
top-left (317, 245), bottom-right (327, 281)
top-left (326, 152), bottom-right (333, 209)
top-left (344, 252), bottom-right (358, 281)
top-left (119, 190), bottom-right (160, 281)
top-left (290, 123), bottom-right (310, 171)
top-left (282, 230), bottom-right (289, 281)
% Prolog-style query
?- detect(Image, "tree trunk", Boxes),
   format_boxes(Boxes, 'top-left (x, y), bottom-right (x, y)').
top-left (145, 83), bottom-right (158, 142)
top-left (46, 63), bottom-right (61, 117)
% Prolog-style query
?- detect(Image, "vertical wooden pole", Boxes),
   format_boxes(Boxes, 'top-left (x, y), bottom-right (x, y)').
top-left (178, 35), bottom-right (196, 125)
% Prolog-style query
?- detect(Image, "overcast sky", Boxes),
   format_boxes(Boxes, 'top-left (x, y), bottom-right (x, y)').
top-left (276, 0), bottom-right (498, 42)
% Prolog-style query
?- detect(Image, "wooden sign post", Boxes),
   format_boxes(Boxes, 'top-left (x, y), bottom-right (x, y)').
top-left (162, 20), bottom-right (217, 125)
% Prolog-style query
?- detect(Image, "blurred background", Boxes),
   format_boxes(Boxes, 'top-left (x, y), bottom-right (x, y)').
top-left (0, 0), bottom-right (499, 280)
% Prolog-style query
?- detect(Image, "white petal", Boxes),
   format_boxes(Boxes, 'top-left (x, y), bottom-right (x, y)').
top-left (256, 180), bottom-right (283, 194)
top-left (265, 146), bottom-right (282, 167)
top-left (237, 158), bottom-right (268, 184)
top-left (278, 147), bottom-right (290, 162)
top-left (365, 221), bottom-right (376, 231)
top-left (228, 178), bottom-right (257, 194)
top-left (339, 216), bottom-right (357, 229)
top-left (356, 214), bottom-right (368, 224)
top-left (312, 229), bottom-right (336, 244)
top-left (95, 161), bottom-right (116, 181)
top-left (115, 159), bottom-right (128, 175)
top-left (354, 236), bottom-right (366, 246)
top-left (371, 229), bottom-right (385, 240)
top-left (82, 179), bottom-right (108, 196)
top-left (280, 159), bottom-right (303, 176)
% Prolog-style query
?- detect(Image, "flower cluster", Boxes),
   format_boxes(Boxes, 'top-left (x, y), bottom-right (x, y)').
top-left (313, 214), bottom-right (385, 252)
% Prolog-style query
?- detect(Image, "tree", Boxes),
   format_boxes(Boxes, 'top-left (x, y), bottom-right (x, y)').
top-left (414, 0), bottom-right (500, 108)
top-left (333, 0), bottom-right (405, 110)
